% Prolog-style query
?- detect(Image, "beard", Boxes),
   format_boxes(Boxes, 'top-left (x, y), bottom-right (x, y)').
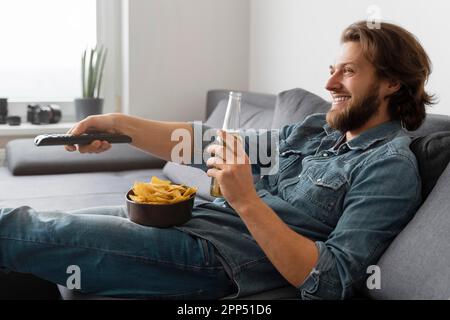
top-left (326, 82), bottom-right (381, 133)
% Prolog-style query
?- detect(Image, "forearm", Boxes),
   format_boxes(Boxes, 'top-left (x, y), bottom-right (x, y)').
top-left (112, 114), bottom-right (193, 162)
top-left (235, 198), bottom-right (319, 287)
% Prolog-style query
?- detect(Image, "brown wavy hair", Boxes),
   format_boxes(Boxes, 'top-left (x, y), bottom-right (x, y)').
top-left (341, 21), bottom-right (435, 131)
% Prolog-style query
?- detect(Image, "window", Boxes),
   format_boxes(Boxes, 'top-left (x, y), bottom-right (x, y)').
top-left (0, 0), bottom-right (122, 123)
top-left (0, 0), bottom-right (97, 102)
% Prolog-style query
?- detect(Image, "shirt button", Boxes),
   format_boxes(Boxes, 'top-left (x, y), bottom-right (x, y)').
top-left (322, 153), bottom-right (329, 157)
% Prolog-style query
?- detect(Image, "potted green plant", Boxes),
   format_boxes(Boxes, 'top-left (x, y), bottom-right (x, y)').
top-left (74, 45), bottom-right (107, 121)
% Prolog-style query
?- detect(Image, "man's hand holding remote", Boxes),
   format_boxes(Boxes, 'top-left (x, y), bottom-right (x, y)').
top-left (64, 113), bottom-right (194, 164)
top-left (65, 114), bottom-right (122, 154)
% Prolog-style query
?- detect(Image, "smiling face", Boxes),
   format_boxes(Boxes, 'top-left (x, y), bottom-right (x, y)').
top-left (325, 42), bottom-right (388, 133)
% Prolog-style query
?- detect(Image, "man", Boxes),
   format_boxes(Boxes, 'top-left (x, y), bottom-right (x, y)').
top-left (0, 21), bottom-right (433, 299)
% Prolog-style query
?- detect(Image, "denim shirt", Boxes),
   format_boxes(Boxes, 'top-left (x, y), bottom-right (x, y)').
top-left (176, 113), bottom-right (421, 299)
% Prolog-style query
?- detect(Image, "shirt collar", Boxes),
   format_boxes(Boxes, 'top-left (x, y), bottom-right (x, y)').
top-left (322, 120), bottom-right (403, 151)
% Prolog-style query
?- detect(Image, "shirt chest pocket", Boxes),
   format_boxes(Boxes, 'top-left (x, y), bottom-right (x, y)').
top-left (267, 149), bottom-right (303, 187)
top-left (286, 166), bottom-right (347, 226)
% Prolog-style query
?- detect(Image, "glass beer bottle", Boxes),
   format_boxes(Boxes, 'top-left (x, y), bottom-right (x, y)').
top-left (210, 91), bottom-right (242, 197)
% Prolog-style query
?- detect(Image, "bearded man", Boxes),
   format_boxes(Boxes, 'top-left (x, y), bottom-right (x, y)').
top-left (0, 21), bottom-right (433, 299)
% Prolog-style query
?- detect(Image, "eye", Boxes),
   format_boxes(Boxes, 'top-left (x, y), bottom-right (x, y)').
top-left (344, 68), bottom-right (354, 74)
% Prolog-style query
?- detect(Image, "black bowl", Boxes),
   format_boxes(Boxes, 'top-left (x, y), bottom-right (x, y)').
top-left (126, 190), bottom-right (195, 228)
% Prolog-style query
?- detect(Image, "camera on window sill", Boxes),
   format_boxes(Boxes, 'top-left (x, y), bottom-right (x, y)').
top-left (0, 98), bottom-right (7, 124)
top-left (0, 115), bottom-right (21, 126)
top-left (27, 104), bottom-right (62, 125)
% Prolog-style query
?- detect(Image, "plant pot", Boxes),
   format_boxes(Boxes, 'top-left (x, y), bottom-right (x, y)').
top-left (74, 98), bottom-right (104, 121)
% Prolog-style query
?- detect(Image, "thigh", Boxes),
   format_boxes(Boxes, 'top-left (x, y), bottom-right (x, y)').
top-left (0, 206), bottom-right (235, 299)
top-left (1, 206), bottom-right (128, 218)
top-left (67, 205), bottom-right (129, 218)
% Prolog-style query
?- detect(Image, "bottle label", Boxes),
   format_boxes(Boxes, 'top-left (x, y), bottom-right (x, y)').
top-left (210, 131), bottom-right (243, 197)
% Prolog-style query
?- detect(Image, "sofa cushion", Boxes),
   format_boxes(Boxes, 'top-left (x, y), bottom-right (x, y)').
top-left (410, 113), bottom-right (450, 137)
top-left (163, 98), bottom-right (274, 201)
top-left (367, 162), bottom-right (450, 300)
top-left (0, 167), bottom-right (166, 211)
top-left (271, 88), bottom-right (331, 129)
top-left (162, 162), bottom-right (214, 201)
top-left (6, 139), bottom-right (166, 176)
top-left (410, 131), bottom-right (450, 199)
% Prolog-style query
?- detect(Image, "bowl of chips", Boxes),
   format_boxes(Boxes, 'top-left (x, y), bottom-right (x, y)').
top-left (126, 176), bottom-right (197, 228)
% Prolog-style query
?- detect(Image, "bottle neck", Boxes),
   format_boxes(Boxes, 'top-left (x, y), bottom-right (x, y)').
top-left (223, 95), bottom-right (241, 131)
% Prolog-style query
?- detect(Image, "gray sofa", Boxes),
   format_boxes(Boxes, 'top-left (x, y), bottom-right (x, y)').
top-left (1, 88), bottom-right (449, 300)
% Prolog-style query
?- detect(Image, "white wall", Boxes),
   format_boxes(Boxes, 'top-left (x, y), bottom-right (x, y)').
top-left (98, 0), bottom-right (123, 114)
top-left (122, 0), bottom-right (249, 121)
top-left (249, 0), bottom-right (450, 116)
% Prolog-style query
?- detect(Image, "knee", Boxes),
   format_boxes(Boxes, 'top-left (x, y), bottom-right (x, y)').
top-left (0, 206), bottom-right (34, 222)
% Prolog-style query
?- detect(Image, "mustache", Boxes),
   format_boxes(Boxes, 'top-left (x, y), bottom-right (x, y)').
top-left (331, 90), bottom-right (352, 95)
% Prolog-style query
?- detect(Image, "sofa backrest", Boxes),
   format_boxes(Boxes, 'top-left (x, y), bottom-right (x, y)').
top-left (410, 113), bottom-right (450, 137)
top-left (206, 89), bottom-right (277, 121)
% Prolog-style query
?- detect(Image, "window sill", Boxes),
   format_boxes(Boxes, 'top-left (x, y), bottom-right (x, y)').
top-left (0, 122), bottom-right (75, 136)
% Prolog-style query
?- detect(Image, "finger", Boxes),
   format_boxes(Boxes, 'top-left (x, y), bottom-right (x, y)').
top-left (65, 119), bottom-right (89, 150)
top-left (66, 121), bottom-right (80, 135)
top-left (206, 156), bottom-right (226, 169)
top-left (209, 143), bottom-right (244, 165)
top-left (209, 145), bottom-right (243, 164)
top-left (101, 140), bottom-right (111, 150)
top-left (78, 140), bottom-right (102, 154)
top-left (207, 143), bottom-right (239, 160)
top-left (65, 124), bottom-right (82, 151)
top-left (95, 141), bottom-right (112, 153)
top-left (206, 168), bottom-right (220, 178)
top-left (71, 116), bottom-right (103, 136)
top-left (219, 130), bottom-right (244, 153)
top-left (206, 144), bottom-right (226, 158)
top-left (218, 129), bottom-right (226, 140)
top-left (65, 145), bottom-right (77, 152)
top-left (221, 131), bottom-right (248, 164)
top-left (219, 130), bottom-right (237, 145)
top-left (67, 121), bottom-right (87, 136)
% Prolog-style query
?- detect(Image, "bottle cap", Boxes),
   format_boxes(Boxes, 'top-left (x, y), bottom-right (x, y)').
top-left (229, 91), bottom-right (242, 99)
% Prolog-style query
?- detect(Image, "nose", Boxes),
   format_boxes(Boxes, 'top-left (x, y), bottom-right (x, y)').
top-left (325, 71), bottom-right (343, 92)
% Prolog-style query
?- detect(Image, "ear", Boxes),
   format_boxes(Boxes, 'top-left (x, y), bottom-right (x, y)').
top-left (386, 79), bottom-right (401, 95)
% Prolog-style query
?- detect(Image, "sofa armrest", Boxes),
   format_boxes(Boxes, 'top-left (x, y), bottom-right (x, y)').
top-left (6, 139), bottom-right (166, 176)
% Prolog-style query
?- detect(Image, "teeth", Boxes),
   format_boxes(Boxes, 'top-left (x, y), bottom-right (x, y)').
top-left (333, 96), bottom-right (351, 103)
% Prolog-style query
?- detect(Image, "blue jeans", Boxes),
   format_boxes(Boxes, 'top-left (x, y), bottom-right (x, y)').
top-left (0, 206), bottom-right (236, 299)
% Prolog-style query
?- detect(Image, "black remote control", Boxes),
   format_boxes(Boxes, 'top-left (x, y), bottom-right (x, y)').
top-left (34, 133), bottom-right (132, 146)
